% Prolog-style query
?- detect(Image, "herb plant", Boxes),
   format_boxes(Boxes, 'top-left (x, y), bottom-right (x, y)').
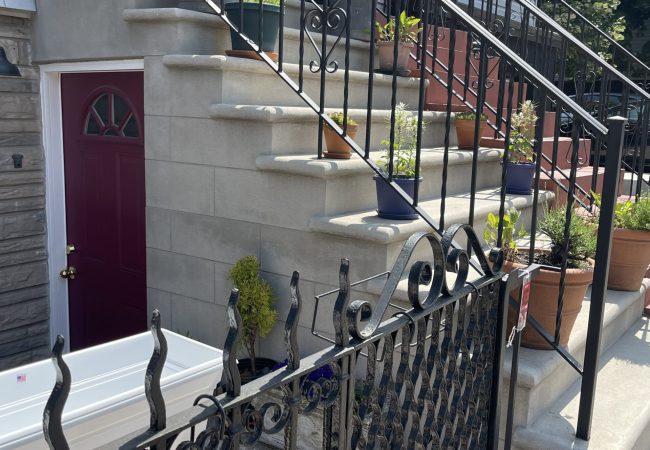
top-left (228, 255), bottom-right (277, 373)
top-left (243, 0), bottom-right (281, 5)
top-left (378, 103), bottom-right (424, 178)
top-left (508, 100), bottom-right (538, 164)
top-left (593, 192), bottom-right (650, 231)
top-left (455, 111), bottom-right (488, 121)
top-left (327, 112), bottom-right (357, 128)
top-left (376, 11), bottom-right (422, 43)
top-left (539, 206), bottom-right (597, 268)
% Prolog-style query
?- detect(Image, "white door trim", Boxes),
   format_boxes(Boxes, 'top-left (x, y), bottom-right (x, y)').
top-left (40, 59), bottom-right (144, 352)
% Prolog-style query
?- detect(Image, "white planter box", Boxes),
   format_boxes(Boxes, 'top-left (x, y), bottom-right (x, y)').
top-left (0, 330), bottom-right (223, 450)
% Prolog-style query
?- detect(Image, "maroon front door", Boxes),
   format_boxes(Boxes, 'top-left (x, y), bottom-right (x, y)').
top-left (61, 72), bottom-right (146, 350)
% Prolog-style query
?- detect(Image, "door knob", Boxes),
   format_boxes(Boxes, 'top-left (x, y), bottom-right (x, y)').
top-left (66, 244), bottom-right (76, 254)
top-left (60, 266), bottom-right (77, 280)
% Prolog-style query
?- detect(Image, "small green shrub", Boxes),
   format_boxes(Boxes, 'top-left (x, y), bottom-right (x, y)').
top-left (455, 111), bottom-right (488, 121)
top-left (376, 11), bottom-right (422, 43)
top-left (508, 100), bottom-right (538, 164)
top-left (484, 208), bottom-right (527, 261)
top-left (539, 206), bottom-right (597, 268)
top-left (327, 112), bottom-right (357, 128)
top-left (377, 103), bottom-right (425, 178)
top-left (594, 192), bottom-right (650, 232)
top-left (228, 256), bottom-right (276, 372)
top-left (243, 0), bottom-right (281, 6)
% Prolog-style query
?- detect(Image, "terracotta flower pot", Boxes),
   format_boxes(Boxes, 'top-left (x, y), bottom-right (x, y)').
top-left (455, 118), bottom-right (487, 150)
top-left (323, 124), bottom-right (358, 159)
top-left (504, 259), bottom-right (593, 349)
top-left (377, 41), bottom-right (414, 74)
top-left (607, 228), bottom-right (650, 291)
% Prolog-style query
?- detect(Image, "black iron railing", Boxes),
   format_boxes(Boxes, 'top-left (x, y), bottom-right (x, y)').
top-left (43, 228), bottom-right (508, 449)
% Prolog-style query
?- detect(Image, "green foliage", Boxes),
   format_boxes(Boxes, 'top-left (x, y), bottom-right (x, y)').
top-left (243, 0), bottom-right (281, 5)
top-left (593, 192), bottom-right (650, 231)
top-left (378, 103), bottom-right (424, 178)
top-left (539, 206), bottom-right (597, 268)
top-left (484, 209), bottom-right (527, 261)
top-left (376, 11), bottom-right (422, 43)
top-left (508, 101), bottom-right (537, 164)
top-left (228, 256), bottom-right (276, 369)
top-left (455, 111), bottom-right (488, 121)
top-left (327, 111), bottom-right (357, 128)
top-left (543, 0), bottom-right (626, 72)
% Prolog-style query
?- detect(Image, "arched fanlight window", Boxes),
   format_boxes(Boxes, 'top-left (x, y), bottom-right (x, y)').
top-left (84, 91), bottom-right (140, 138)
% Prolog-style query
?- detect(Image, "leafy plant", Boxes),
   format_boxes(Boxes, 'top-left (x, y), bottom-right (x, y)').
top-left (376, 11), bottom-right (422, 43)
top-left (484, 209), bottom-right (527, 261)
top-left (593, 192), bottom-right (650, 231)
top-left (327, 111), bottom-right (357, 128)
top-left (508, 101), bottom-right (538, 164)
top-left (455, 111), bottom-right (488, 121)
top-left (378, 103), bottom-right (424, 178)
top-left (539, 206), bottom-right (597, 268)
top-left (228, 256), bottom-right (277, 373)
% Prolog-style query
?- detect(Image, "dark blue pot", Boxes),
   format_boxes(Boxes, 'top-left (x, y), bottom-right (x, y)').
top-left (374, 175), bottom-right (421, 220)
top-left (505, 162), bottom-right (536, 195)
top-left (225, 3), bottom-right (280, 52)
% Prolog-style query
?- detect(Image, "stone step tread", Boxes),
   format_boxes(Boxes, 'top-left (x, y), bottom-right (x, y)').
top-left (256, 148), bottom-right (503, 179)
top-left (209, 104), bottom-right (449, 123)
top-left (123, 7), bottom-right (371, 50)
top-left (513, 316), bottom-right (650, 450)
top-left (309, 188), bottom-right (554, 244)
top-left (162, 54), bottom-right (423, 88)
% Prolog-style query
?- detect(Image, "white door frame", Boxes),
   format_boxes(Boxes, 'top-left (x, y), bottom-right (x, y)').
top-left (40, 59), bottom-right (144, 352)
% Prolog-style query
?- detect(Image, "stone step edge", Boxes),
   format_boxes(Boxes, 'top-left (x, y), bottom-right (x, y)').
top-left (208, 104), bottom-right (449, 124)
top-left (309, 188), bottom-right (554, 244)
top-left (162, 54), bottom-right (426, 89)
top-left (511, 316), bottom-right (650, 450)
top-left (123, 8), bottom-right (371, 51)
top-left (255, 148), bottom-right (503, 180)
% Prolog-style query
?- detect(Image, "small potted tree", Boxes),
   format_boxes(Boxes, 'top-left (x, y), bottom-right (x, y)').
top-left (225, 0), bottom-right (281, 61)
top-left (374, 103), bottom-right (424, 220)
top-left (323, 112), bottom-right (359, 160)
top-left (594, 194), bottom-right (650, 291)
top-left (505, 100), bottom-right (538, 194)
top-left (376, 11), bottom-right (421, 75)
top-left (485, 206), bottom-right (596, 349)
top-left (228, 255), bottom-right (277, 383)
top-left (454, 111), bottom-right (488, 150)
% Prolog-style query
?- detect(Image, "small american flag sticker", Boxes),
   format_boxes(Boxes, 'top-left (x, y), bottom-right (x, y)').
top-left (16, 373), bottom-right (27, 383)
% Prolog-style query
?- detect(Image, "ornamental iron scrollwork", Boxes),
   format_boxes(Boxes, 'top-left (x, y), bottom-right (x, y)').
top-left (42, 335), bottom-right (71, 450)
top-left (303, 0), bottom-right (347, 73)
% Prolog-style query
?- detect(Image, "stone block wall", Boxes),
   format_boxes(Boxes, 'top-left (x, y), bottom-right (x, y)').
top-left (0, 11), bottom-right (49, 370)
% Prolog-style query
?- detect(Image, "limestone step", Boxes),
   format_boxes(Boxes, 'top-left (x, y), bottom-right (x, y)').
top-left (154, 54), bottom-right (423, 115)
top-left (208, 105), bottom-right (452, 154)
top-left (501, 280), bottom-right (648, 434)
top-left (309, 187), bottom-right (554, 246)
top-left (124, 7), bottom-right (371, 70)
top-left (256, 147), bottom-right (504, 214)
top-left (512, 315), bottom-right (650, 450)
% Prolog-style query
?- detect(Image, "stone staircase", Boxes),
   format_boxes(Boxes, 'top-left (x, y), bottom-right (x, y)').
top-left (124, 4), bottom-right (649, 449)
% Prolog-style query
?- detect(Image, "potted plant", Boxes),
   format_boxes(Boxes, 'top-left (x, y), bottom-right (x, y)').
top-left (505, 100), bottom-right (538, 194)
top-left (485, 206), bottom-right (596, 349)
top-left (375, 11), bottom-right (422, 75)
top-left (374, 103), bottom-right (424, 220)
top-left (228, 255), bottom-right (277, 383)
top-left (323, 112), bottom-right (359, 160)
top-left (454, 110), bottom-right (488, 150)
top-left (225, 0), bottom-right (281, 61)
top-left (594, 193), bottom-right (650, 291)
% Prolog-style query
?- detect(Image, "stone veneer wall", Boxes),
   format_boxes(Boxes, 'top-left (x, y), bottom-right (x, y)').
top-left (0, 11), bottom-right (49, 370)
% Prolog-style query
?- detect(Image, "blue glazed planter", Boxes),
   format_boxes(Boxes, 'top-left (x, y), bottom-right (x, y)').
top-left (505, 162), bottom-right (536, 195)
top-left (374, 175), bottom-right (421, 220)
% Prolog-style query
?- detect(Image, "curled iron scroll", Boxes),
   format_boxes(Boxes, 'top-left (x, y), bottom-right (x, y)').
top-left (303, 0), bottom-right (347, 73)
top-left (43, 335), bottom-right (71, 450)
top-left (145, 309), bottom-right (167, 431)
top-left (346, 225), bottom-right (503, 341)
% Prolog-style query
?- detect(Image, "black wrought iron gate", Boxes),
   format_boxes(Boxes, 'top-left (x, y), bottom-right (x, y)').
top-left (43, 226), bottom-right (512, 449)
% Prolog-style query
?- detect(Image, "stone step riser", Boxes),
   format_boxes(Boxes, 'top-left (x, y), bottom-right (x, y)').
top-left (157, 55), bottom-right (422, 113)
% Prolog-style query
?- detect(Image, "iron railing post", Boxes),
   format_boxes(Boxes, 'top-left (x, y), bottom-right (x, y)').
top-left (576, 116), bottom-right (627, 440)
